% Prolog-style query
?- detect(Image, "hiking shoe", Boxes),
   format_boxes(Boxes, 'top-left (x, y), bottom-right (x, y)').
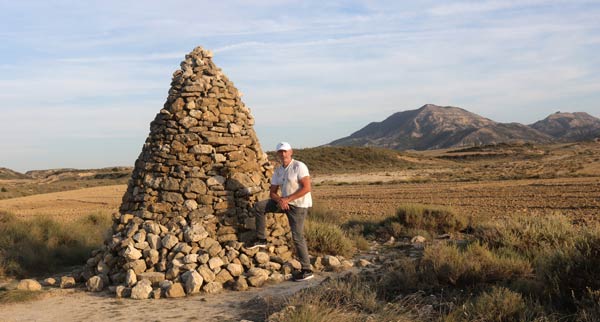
top-left (246, 239), bottom-right (267, 249)
top-left (293, 269), bottom-right (314, 282)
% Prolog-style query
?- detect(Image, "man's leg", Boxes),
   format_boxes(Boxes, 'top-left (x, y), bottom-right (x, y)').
top-left (253, 199), bottom-right (279, 240)
top-left (286, 206), bottom-right (311, 271)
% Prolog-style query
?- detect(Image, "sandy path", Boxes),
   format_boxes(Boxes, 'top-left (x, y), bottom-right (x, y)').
top-left (0, 185), bottom-right (126, 222)
top-left (0, 274), bottom-right (328, 322)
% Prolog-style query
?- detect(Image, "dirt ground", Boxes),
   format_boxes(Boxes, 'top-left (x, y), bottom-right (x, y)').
top-left (0, 274), bottom-right (329, 322)
top-left (1, 172), bottom-right (599, 321)
top-left (314, 176), bottom-right (600, 222)
top-left (0, 185), bottom-right (125, 222)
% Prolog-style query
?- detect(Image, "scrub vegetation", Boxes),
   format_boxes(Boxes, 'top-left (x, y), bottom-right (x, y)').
top-left (274, 206), bottom-right (600, 322)
top-left (0, 211), bottom-right (111, 278)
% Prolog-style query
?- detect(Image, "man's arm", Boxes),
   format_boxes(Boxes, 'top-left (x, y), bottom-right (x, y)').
top-left (279, 176), bottom-right (311, 210)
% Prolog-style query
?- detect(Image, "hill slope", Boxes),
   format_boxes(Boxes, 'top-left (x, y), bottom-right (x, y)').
top-left (0, 168), bottom-right (29, 180)
top-left (328, 104), bottom-right (553, 150)
top-left (530, 111), bottom-right (600, 141)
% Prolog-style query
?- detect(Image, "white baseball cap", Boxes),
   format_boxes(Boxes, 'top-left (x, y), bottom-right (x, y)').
top-left (276, 142), bottom-right (292, 151)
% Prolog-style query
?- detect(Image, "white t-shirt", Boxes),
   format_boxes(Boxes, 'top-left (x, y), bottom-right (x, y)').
top-left (271, 159), bottom-right (312, 208)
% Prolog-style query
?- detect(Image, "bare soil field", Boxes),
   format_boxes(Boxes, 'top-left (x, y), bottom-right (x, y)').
top-left (314, 176), bottom-right (600, 223)
top-left (0, 185), bottom-right (125, 222)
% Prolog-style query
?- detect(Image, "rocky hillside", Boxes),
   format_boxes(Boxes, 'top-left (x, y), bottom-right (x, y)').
top-left (0, 167), bottom-right (29, 180)
top-left (530, 111), bottom-right (600, 141)
top-left (328, 104), bottom-right (553, 150)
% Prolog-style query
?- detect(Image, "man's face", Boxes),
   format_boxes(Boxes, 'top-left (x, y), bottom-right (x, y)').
top-left (276, 149), bottom-right (293, 165)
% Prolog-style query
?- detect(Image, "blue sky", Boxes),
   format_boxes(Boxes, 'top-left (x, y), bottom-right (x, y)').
top-left (1, 1), bottom-right (599, 172)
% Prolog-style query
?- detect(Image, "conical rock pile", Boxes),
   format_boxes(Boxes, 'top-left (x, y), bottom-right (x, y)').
top-left (83, 46), bottom-right (299, 298)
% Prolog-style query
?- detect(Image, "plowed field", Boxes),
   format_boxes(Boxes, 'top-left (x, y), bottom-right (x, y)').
top-left (314, 176), bottom-right (600, 223)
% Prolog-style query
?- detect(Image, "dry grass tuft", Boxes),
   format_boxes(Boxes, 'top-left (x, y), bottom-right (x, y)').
top-left (0, 211), bottom-right (111, 278)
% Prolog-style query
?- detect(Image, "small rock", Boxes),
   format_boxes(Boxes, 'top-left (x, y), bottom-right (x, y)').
top-left (131, 280), bottom-right (153, 300)
top-left (247, 275), bottom-right (268, 287)
top-left (115, 285), bottom-right (131, 298)
top-left (226, 263), bottom-right (244, 277)
top-left (124, 245), bottom-right (143, 260)
top-left (254, 252), bottom-right (270, 264)
top-left (165, 282), bottom-right (186, 298)
top-left (269, 272), bottom-right (285, 283)
top-left (151, 288), bottom-right (162, 299)
top-left (411, 235), bottom-right (426, 243)
top-left (17, 279), bottom-right (42, 291)
top-left (202, 282), bottom-right (223, 294)
top-left (323, 255), bottom-right (341, 268)
top-left (357, 259), bottom-right (372, 267)
top-left (86, 275), bottom-right (104, 292)
top-left (208, 257), bottom-right (224, 270)
top-left (125, 269), bottom-right (137, 287)
top-left (384, 236), bottom-right (396, 245)
top-left (41, 277), bottom-right (56, 287)
top-left (182, 270), bottom-right (203, 295)
top-left (60, 276), bottom-right (76, 289)
top-left (341, 260), bottom-right (354, 270)
top-left (232, 277), bottom-right (248, 291)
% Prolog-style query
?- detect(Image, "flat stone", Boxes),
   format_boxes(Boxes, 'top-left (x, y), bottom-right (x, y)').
top-left (137, 272), bottom-right (165, 286)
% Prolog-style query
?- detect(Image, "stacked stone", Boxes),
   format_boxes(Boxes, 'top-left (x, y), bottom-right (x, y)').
top-left (83, 46), bottom-right (299, 298)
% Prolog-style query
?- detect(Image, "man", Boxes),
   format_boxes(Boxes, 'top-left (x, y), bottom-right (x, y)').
top-left (250, 142), bottom-right (313, 281)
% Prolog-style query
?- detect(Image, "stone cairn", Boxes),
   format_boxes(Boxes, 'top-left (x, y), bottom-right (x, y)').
top-left (82, 46), bottom-right (302, 299)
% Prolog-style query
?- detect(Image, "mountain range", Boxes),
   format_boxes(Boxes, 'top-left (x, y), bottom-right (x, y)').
top-left (328, 104), bottom-right (600, 150)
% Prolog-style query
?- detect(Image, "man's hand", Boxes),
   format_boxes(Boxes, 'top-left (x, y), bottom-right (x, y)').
top-left (278, 197), bottom-right (290, 210)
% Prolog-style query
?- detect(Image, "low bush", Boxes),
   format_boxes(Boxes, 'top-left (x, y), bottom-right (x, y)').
top-left (0, 211), bottom-right (111, 277)
top-left (421, 242), bottom-right (532, 287)
top-left (305, 219), bottom-right (354, 257)
top-left (395, 204), bottom-right (467, 234)
top-left (343, 204), bottom-right (466, 241)
top-left (276, 274), bottom-right (419, 322)
top-left (535, 229), bottom-right (600, 311)
top-left (445, 286), bottom-right (544, 322)
top-left (0, 287), bottom-right (43, 304)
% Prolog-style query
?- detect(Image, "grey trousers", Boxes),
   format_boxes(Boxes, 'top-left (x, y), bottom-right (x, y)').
top-left (254, 199), bottom-right (311, 271)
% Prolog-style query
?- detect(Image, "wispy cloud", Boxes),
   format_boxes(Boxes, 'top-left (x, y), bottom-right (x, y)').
top-left (1, 1), bottom-right (599, 171)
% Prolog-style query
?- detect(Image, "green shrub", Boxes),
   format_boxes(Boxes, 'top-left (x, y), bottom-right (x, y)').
top-left (420, 242), bottom-right (532, 287)
top-left (308, 204), bottom-right (343, 225)
top-left (0, 211), bottom-right (111, 277)
top-left (472, 214), bottom-right (577, 258)
top-left (536, 229), bottom-right (600, 311)
top-left (395, 204), bottom-right (467, 234)
top-left (305, 219), bottom-right (354, 257)
top-left (446, 286), bottom-right (537, 322)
